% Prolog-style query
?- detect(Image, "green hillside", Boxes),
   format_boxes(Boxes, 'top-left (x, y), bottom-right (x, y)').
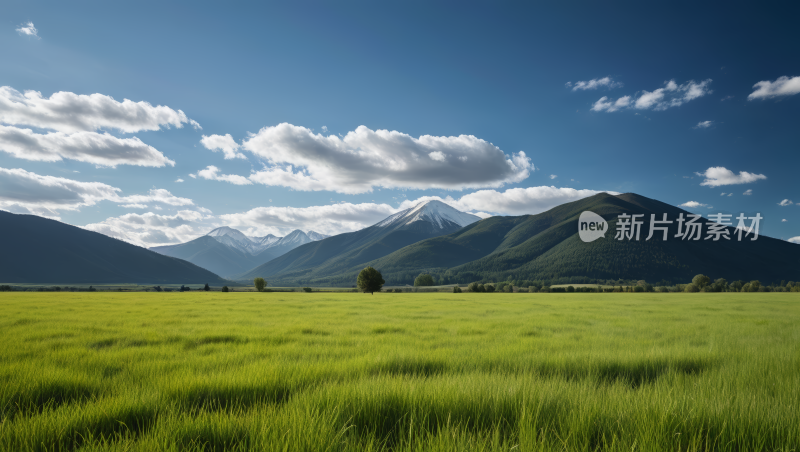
top-left (0, 211), bottom-right (228, 284)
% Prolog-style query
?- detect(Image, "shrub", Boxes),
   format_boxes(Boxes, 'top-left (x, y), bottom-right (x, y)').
top-left (414, 274), bottom-right (436, 287)
top-left (303, 287), bottom-right (312, 293)
top-left (254, 278), bottom-right (267, 292)
top-left (684, 283), bottom-right (699, 293)
top-left (633, 286), bottom-right (644, 293)
top-left (567, 286), bottom-right (575, 293)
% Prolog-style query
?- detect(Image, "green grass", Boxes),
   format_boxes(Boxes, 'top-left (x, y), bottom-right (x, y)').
top-left (0, 292), bottom-right (797, 451)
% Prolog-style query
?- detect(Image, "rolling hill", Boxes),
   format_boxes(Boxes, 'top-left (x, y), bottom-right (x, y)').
top-left (0, 210), bottom-right (228, 284)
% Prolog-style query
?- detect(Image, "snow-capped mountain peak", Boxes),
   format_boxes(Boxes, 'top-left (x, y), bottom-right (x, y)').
top-left (377, 200), bottom-right (480, 229)
top-left (206, 226), bottom-right (253, 242)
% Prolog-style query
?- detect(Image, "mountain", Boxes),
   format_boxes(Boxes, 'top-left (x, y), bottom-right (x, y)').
top-left (0, 211), bottom-right (227, 284)
top-left (367, 193), bottom-right (800, 285)
top-left (151, 227), bottom-right (328, 278)
top-left (238, 200), bottom-right (481, 285)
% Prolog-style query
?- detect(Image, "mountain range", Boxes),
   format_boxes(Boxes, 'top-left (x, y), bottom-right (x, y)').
top-left (237, 200), bottom-right (481, 285)
top-left (150, 227), bottom-right (328, 278)
top-left (365, 193), bottom-right (800, 285)
top-left (0, 210), bottom-right (226, 284)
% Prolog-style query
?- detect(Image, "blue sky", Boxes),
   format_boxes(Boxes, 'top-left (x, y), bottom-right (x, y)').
top-left (1, 1), bottom-right (798, 246)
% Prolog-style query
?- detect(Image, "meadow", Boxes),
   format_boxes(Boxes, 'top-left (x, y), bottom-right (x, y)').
top-left (0, 292), bottom-right (797, 451)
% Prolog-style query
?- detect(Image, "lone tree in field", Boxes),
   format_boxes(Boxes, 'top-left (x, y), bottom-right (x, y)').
top-left (254, 277), bottom-right (267, 292)
top-left (203, 283), bottom-right (210, 291)
top-left (414, 273), bottom-right (435, 287)
top-left (357, 266), bottom-right (385, 294)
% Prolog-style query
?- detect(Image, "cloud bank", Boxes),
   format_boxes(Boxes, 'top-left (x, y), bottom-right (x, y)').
top-left (235, 123), bottom-right (532, 194)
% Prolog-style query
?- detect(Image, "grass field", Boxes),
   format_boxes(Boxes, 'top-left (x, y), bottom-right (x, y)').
top-left (0, 292), bottom-right (797, 451)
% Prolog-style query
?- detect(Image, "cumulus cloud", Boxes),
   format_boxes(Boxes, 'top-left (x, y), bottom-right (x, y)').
top-left (696, 167), bottom-right (767, 187)
top-left (200, 134), bottom-right (247, 160)
top-left (84, 210), bottom-right (215, 248)
top-left (593, 79), bottom-right (712, 113)
top-left (748, 76), bottom-right (800, 100)
top-left (240, 123), bottom-right (532, 194)
top-left (0, 86), bottom-right (197, 133)
top-left (694, 120), bottom-right (713, 129)
top-left (176, 178), bottom-right (184, 183)
top-left (16, 22), bottom-right (39, 38)
top-left (193, 166), bottom-right (252, 185)
top-left (743, 189), bottom-right (753, 196)
top-left (0, 167), bottom-right (191, 218)
top-left (778, 199), bottom-right (794, 206)
top-left (679, 201), bottom-right (709, 208)
top-left (549, 174), bottom-right (557, 179)
top-left (566, 77), bottom-right (623, 91)
top-left (0, 125), bottom-right (175, 167)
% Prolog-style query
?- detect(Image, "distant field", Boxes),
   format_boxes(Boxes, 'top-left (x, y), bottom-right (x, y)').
top-left (0, 292), bottom-right (797, 451)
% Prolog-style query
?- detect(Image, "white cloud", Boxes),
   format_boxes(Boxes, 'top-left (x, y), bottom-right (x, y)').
top-left (16, 22), bottom-right (39, 38)
top-left (743, 189), bottom-right (753, 196)
top-left (567, 77), bottom-right (623, 91)
top-left (789, 237), bottom-right (800, 244)
top-left (694, 120), bottom-right (713, 129)
top-left (193, 165), bottom-right (252, 185)
top-left (549, 174), bottom-right (557, 179)
top-left (728, 193), bottom-right (733, 196)
top-left (175, 178), bottom-right (184, 183)
top-left (240, 123), bottom-right (532, 194)
top-left (778, 199), bottom-right (794, 206)
top-left (84, 210), bottom-right (214, 248)
top-left (679, 201), bottom-right (708, 208)
top-left (720, 192), bottom-right (726, 196)
top-left (696, 167), bottom-right (767, 187)
top-left (0, 167), bottom-right (192, 219)
top-left (0, 125), bottom-right (174, 167)
top-left (121, 204), bottom-right (147, 209)
top-left (593, 79), bottom-right (712, 113)
top-left (591, 96), bottom-right (631, 112)
top-left (781, 219), bottom-right (787, 222)
top-left (199, 134), bottom-right (247, 160)
top-left (0, 86), bottom-right (197, 133)
top-left (321, 126), bottom-right (328, 133)
top-left (748, 76), bottom-right (800, 100)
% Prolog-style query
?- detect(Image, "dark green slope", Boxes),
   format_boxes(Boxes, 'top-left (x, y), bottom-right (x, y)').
top-left (0, 211), bottom-right (227, 284)
top-left (370, 193), bottom-right (800, 284)
top-left (151, 236), bottom-right (276, 278)
top-left (238, 214), bottom-right (471, 284)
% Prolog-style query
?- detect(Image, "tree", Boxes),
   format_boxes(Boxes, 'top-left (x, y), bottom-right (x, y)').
top-left (453, 286), bottom-right (462, 293)
top-left (357, 267), bottom-right (385, 294)
top-left (414, 273), bottom-right (435, 287)
top-left (684, 283), bottom-right (699, 293)
top-left (254, 277), bottom-right (266, 292)
top-left (203, 283), bottom-right (210, 292)
top-left (221, 286), bottom-right (229, 293)
top-left (692, 274), bottom-right (710, 289)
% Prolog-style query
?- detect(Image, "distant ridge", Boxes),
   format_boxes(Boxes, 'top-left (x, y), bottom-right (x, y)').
top-left (237, 200), bottom-right (480, 284)
top-left (150, 227), bottom-right (328, 278)
top-left (0, 211), bottom-right (227, 284)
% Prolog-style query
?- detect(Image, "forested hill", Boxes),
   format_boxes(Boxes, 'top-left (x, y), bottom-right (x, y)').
top-left (307, 193), bottom-right (800, 286)
top-left (0, 211), bottom-right (228, 284)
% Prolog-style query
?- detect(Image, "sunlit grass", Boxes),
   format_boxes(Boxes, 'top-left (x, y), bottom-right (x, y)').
top-left (0, 292), bottom-right (797, 451)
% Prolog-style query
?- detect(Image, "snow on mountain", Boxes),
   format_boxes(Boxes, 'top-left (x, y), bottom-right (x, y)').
top-left (306, 231), bottom-right (329, 241)
top-left (377, 200), bottom-right (480, 229)
top-left (203, 227), bottom-right (325, 255)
